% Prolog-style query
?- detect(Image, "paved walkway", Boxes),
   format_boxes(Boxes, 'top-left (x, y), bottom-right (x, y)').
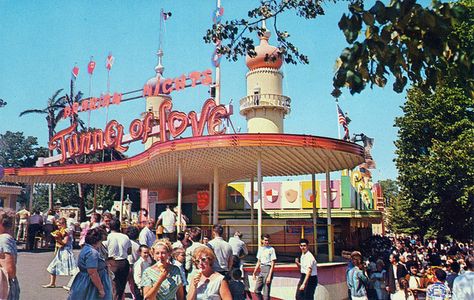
top-left (16, 248), bottom-right (286, 300)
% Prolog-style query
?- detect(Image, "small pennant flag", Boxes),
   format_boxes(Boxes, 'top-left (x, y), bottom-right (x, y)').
top-left (161, 11), bottom-right (172, 21)
top-left (71, 65), bottom-right (79, 80)
top-left (106, 54), bottom-right (115, 70)
top-left (88, 58), bottom-right (96, 75)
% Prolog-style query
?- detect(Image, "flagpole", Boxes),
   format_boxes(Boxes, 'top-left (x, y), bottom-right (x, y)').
top-left (215, 0), bottom-right (222, 106)
top-left (336, 98), bottom-right (341, 139)
top-left (87, 57), bottom-right (94, 130)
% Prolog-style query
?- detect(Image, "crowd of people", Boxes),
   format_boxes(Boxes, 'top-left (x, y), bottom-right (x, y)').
top-left (2, 205), bottom-right (474, 300)
top-left (345, 235), bottom-right (474, 300)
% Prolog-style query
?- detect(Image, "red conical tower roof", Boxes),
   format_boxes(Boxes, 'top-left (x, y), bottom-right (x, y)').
top-left (245, 30), bottom-right (283, 70)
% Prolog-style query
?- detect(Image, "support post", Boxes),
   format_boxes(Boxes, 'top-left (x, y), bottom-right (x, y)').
top-left (326, 171), bottom-right (334, 262)
top-left (311, 174), bottom-right (318, 255)
top-left (213, 167), bottom-right (219, 224)
top-left (250, 177), bottom-right (255, 252)
top-left (29, 184), bottom-right (34, 211)
top-left (257, 155), bottom-right (262, 247)
top-left (120, 176), bottom-right (124, 222)
top-left (177, 163), bottom-right (182, 233)
top-left (93, 184), bottom-right (97, 212)
top-left (208, 182), bottom-right (212, 229)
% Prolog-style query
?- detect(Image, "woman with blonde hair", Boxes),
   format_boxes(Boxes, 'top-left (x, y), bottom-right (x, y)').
top-left (141, 239), bottom-right (185, 300)
top-left (42, 217), bottom-right (77, 288)
top-left (187, 246), bottom-right (232, 300)
top-left (0, 208), bottom-right (20, 300)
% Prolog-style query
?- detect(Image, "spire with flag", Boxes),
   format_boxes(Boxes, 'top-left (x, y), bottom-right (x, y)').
top-left (106, 53), bottom-right (115, 71)
top-left (88, 57), bottom-right (96, 75)
top-left (161, 10), bottom-right (172, 21)
top-left (71, 64), bottom-right (79, 81)
top-left (337, 104), bottom-right (350, 141)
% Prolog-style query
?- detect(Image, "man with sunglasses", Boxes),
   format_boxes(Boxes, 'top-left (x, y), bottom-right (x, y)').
top-left (295, 238), bottom-right (318, 300)
top-left (253, 234), bottom-right (277, 300)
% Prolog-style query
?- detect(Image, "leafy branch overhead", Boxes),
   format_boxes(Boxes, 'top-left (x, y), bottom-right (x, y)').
top-left (204, 0), bottom-right (473, 97)
top-left (204, 0), bottom-right (326, 64)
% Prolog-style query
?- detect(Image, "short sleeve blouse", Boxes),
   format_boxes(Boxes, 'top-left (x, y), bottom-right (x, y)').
top-left (141, 265), bottom-right (182, 300)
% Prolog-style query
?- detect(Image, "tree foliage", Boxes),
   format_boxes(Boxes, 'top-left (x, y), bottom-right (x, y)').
top-left (204, 0), bottom-right (473, 97)
top-left (394, 86), bottom-right (474, 239)
top-left (0, 131), bottom-right (48, 168)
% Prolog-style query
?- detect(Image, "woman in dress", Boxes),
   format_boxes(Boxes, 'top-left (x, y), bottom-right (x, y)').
top-left (42, 217), bottom-right (77, 288)
top-left (187, 246), bottom-right (232, 300)
top-left (68, 227), bottom-right (112, 299)
top-left (141, 239), bottom-right (185, 300)
top-left (0, 208), bottom-right (20, 300)
top-left (370, 259), bottom-right (387, 300)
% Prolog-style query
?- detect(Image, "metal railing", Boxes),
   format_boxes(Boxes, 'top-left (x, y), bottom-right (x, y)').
top-left (239, 94), bottom-right (291, 114)
top-left (186, 223), bottom-right (330, 257)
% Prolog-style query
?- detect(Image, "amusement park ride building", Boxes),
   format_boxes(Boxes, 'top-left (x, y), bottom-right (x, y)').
top-left (1, 29), bottom-right (381, 260)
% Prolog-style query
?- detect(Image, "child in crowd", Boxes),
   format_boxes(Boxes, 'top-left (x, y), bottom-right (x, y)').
top-left (133, 245), bottom-right (152, 300)
top-left (228, 268), bottom-right (246, 300)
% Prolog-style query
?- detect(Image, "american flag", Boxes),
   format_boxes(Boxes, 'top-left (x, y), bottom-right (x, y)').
top-left (337, 104), bottom-right (350, 140)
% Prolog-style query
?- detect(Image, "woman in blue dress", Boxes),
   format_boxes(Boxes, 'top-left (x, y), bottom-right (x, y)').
top-left (68, 226), bottom-right (112, 299)
top-left (42, 217), bottom-right (77, 288)
top-left (0, 208), bottom-right (20, 300)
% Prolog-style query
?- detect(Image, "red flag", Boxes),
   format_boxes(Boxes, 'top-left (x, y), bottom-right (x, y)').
top-left (88, 59), bottom-right (96, 75)
top-left (71, 65), bottom-right (79, 80)
top-left (106, 54), bottom-right (115, 70)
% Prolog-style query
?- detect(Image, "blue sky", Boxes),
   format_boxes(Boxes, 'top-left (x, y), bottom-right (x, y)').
top-left (0, 1), bottom-right (413, 181)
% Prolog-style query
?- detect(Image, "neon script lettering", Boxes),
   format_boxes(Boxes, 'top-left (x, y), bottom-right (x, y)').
top-left (49, 99), bottom-right (231, 164)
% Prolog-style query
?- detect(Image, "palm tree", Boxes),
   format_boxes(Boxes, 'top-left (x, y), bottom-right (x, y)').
top-left (19, 89), bottom-right (66, 145)
top-left (20, 89), bottom-right (67, 209)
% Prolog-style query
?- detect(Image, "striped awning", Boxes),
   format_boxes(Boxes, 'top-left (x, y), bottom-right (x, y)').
top-left (2, 133), bottom-right (364, 189)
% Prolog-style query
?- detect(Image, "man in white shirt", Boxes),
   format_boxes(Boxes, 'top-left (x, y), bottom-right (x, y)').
top-left (253, 234), bottom-right (277, 300)
top-left (208, 224), bottom-right (233, 276)
top-left (229, 231), bottom-right (248, 259)
top-left (133, 245), bottom-right (152, 300)
top-left (138, 218), bottom-right (156, 247)
top-left (295, 238), bottom-right (318, 300)
top-left (452, 255), bottom-right (474, 300)
top-left (106, 218), bottom-right (131, 300)
top-left (157, 205), bottom-right (176, 241)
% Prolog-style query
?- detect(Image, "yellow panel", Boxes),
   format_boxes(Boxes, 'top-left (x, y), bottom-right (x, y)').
top-left (301, 180), bottom-right (320, 209)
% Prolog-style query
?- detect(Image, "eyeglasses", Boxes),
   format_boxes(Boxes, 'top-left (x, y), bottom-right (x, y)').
top-left (299, 244), bottom-right (308, 248)
top-left (194, 257), bottom-right (210, 264)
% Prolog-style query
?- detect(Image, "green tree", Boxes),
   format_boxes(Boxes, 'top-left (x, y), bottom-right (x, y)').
top-left (205, 0), bottom-right (473, 97)
top-left (0, 131), bottom-right (48, 206)
top-left (19, 89), bottom-right (67, 209)
top-left (393, 0), bottom-right (474, 240)
top-left (394, 86), bottom-right (474, 239)
top-left (19, 89), bottom-right (66, 149)
top-left (0, 131), bottom-right (48, 168)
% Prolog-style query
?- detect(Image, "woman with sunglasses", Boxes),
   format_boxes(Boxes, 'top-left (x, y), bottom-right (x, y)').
top-left (187, 246), bottom-right (232, 300)
top-left (141, 239), bottom-right (185, 300)
top-left (43, 217), bottom-right (77, 288)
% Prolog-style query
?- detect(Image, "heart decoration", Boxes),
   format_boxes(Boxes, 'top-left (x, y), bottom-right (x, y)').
top-left (168, 111), bottom-right (189, 138)
top-left (197, 191), bottom-right (210, 210)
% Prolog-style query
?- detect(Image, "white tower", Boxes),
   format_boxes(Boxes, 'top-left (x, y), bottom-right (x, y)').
top-left (144, 50), bottom-right (171, 149)
top-left (240, 30), bottom-right (291, 133)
